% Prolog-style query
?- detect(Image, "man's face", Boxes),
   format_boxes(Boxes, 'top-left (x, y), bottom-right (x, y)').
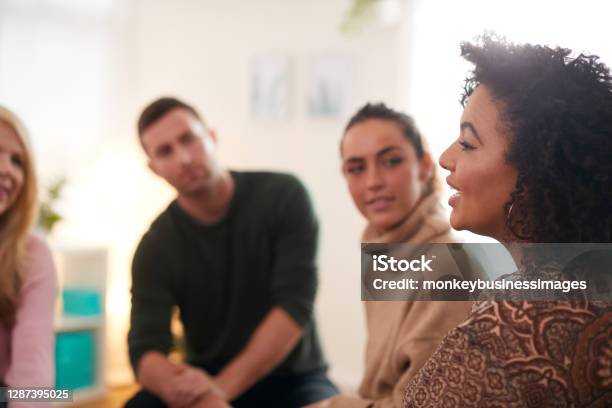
top-left (141, 108), bottom-right (222, 196)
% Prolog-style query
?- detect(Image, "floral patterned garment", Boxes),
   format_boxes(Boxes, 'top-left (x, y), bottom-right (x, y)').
top-left (402, 300), bottom-right (612, 407)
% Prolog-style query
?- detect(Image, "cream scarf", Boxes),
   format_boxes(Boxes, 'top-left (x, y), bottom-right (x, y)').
top-left (361, 192), bottom-right (451, 244)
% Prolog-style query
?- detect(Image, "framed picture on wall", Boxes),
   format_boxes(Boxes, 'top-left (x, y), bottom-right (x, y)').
top-left (306, 53), bottom-right (352, 118)
top-left (251, 55), bottom-right (291, 119)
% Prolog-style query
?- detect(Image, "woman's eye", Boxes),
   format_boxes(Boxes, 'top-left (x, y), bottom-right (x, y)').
top-left (458, 140), bottom-right (475, 151)
top-left (382, 157), bottom-right (403, 167)
top-left (11, 155), bottom-right (23, 168)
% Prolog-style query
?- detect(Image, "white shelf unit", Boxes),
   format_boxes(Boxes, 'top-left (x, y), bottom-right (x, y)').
top-left (52, 247), bottom-right (108, 405)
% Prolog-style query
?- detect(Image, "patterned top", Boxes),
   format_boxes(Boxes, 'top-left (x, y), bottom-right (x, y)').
top-left (402, 300), bottom-right (612, 407)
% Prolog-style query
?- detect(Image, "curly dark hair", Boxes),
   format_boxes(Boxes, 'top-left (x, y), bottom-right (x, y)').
top-left (342, 102), bottom-right (425, 159)
top-left (461, 35), bottom-right (612, 242)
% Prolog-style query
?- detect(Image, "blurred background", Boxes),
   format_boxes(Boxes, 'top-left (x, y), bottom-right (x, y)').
top-left (1, 0), bottom-right (611, 405)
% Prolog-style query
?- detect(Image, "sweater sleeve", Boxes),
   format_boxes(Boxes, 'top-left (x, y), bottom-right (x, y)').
top-left (328, 336), bottom-right (461, 408)
top-left (269, 175), bottom-right (319, 328)
top-left (330, 300), bottom-right (471, 408)
top-left (376, 338), bottom-right (443, 408)
top-left (128, 233), bottom-right (176, 374)
top-left (6, 235), bottom-right (57, 408)
top-left (375, 300), bottom-right (470, 408)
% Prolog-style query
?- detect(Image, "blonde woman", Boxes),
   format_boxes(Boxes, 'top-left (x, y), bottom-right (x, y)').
top-left (0, 106), bottom-right (57, 406)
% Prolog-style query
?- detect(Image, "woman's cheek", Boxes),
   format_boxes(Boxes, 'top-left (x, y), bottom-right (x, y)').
top-left (350, 185), bottom-right (367, 215)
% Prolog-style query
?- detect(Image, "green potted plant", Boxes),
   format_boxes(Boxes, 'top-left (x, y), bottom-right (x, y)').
top-left (37, 176), bottom-right (67, 235)
top-left (341, 0), bottom-right (377, 33)
top-left (341, 0), bottom-right (403, 33)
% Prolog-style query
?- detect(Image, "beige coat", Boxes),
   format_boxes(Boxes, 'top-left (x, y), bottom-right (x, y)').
top-left (328, 193), bottom-right (473, 408)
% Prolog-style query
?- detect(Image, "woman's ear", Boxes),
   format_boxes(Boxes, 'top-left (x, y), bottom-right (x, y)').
top-left (207, 128), bottom-right (218, 144)
top-left (419, 152), bottom-right (434, 182)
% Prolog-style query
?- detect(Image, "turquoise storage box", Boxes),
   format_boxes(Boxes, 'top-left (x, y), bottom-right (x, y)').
top-left (55, 331), bottom-right (95, 390)
top-left (62, 288), bottom-right (102, 316)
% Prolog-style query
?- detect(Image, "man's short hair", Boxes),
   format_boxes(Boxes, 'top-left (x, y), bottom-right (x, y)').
top-left (137, 97), bottom-right (203, 136)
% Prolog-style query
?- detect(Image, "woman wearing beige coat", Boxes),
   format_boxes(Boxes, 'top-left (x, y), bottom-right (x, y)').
top-left (310, 103), bottom-right (472, 408)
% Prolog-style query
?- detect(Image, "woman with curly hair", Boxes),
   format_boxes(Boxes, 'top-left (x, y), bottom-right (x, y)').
top-left (402, 36), bottom-right (612, 407)
top-left (0, 106), bottom-right (57, 407)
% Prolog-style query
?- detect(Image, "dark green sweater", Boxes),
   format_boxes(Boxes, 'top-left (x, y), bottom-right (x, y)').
top-left (128, 171), bottom-right (327, 376)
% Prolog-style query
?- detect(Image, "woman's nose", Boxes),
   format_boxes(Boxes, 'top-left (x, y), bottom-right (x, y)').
top-left (439, 143), bottom-right (455, 172)
top-left (365, 166), bottom-right (384, 190)
top-left (0, 153), bottom-right (12, 175)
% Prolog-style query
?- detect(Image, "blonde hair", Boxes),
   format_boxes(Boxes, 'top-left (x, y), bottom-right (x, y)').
top-left (0, 106), bottom-right (38, 328)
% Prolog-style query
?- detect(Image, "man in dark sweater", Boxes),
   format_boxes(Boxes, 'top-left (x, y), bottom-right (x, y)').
top-left (125, 98), bottom-right (336, 408)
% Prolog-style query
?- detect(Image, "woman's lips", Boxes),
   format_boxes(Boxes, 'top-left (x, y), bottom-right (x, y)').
top-left (446, 177), bottom-right (461, 208)
top-left (448, 190), bottom-right (461, 207)
top-left (367, 196), bottom-right (395, 211)
top-left (0, 186), bottom-right (11, 202)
